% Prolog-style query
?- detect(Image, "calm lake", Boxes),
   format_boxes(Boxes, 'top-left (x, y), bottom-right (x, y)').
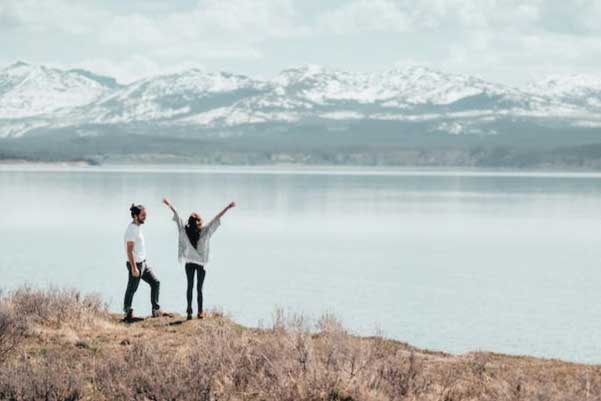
top-left (2, 164), bottom-right (601, 363)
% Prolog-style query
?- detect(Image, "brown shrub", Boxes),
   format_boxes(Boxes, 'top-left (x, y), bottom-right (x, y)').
top-left (0, 351), bottom-right (84, 401)
top-left (6, 286), bottom-right (108, 328)
top-left (0, 295), bottom-right (27, 365)
top-left (94, 342), bottom-right (214, 401)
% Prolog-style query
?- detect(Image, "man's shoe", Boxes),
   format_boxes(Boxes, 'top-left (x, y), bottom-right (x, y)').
top-left (187, 313), bottom-right (192, 321)
top-left (124, 309), bottom-right (134, 322)
top-left (197, 312), bottom-right (204, 320)
top-left (152, 309), bottom-right (174, 318)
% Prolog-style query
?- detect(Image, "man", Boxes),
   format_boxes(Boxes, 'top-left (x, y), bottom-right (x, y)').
top-left (123, 203), bottom-right (162, 321)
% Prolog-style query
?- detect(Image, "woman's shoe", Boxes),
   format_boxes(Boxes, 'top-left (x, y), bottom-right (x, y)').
top-left (197, 312), bottom-right (204, 320)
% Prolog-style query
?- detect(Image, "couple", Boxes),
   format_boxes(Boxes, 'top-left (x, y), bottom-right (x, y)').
top-left (123, 199), bottom-right (236, 322)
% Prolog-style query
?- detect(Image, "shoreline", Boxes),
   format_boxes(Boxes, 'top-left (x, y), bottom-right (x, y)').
top-left (4, 161), bottom-right (601, 177)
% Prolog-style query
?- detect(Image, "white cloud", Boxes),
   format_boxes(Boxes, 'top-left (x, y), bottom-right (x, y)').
top-left (315, 0), bottom-right (601, 84)
top-left (71, 53), bottom-right (260, 84)
top-left (70, 56), bottom-right (182, 84)
top-left (0, 2), bottom-right (20, 28)
top-left (434, 31), bottom-right (601, 84)
top-left (0, 0), bottom-right (303, 82)
top-left (2, 0), bottom-right (601, 85)
top-left (3, 0), bottom-right (109, 34)
top-left (317, 0), bottom-right (411, 34)
top-left (404, 0), bottom-right (541, 31)
top-left (88, 0), bottom-right (304, 81)
top-left (99, 0), bottom-right (306, 48)
top-left (318, 0), bottom-right (601, 36)
top-left (101, 14), bottom-right (167, 47)
top-left (537, 1), bottom-right (601, 34)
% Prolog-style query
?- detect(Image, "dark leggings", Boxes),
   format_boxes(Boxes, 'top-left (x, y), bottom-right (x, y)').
top-left (185, 263), bottom-right (206, 314)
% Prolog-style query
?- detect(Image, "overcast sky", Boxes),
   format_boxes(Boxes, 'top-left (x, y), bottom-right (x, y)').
top-left (1, 0), bottom-right (601, 85)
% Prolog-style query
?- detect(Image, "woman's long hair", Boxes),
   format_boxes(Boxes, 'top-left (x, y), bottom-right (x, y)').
top-left (185, 213), bottom-right (201, 248)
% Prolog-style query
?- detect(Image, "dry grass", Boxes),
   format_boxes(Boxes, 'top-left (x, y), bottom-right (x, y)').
top-left (5, 286), bottom-right (108, 329)
top-left (0, 302), bottom-right (26, 363)
top-left (1, 287), bottom-right (601, 401)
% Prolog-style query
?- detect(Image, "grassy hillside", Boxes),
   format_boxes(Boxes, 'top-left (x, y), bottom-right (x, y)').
top-left (1, 287), bottom-right (600, 401)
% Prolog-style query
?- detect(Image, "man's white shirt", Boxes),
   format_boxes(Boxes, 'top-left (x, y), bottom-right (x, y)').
top-left (124, 223), bottom-right (146, 263)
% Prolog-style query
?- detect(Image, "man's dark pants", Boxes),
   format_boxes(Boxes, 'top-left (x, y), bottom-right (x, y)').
top-left (124, 261), bottom-right (160, 313)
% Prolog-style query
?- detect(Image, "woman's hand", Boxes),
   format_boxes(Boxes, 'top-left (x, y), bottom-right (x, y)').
top-left (215, 201), bottom-right (236, 220)
top-left (163, 198), bottom-right (176, 213)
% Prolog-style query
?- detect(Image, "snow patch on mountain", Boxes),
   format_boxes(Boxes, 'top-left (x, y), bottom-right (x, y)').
top-left (320, 111), bottom-right (365, 120)
top-left (63, 69), bottom-right (267, 125)
top-left (268, 65), bottom-right (527, 108)
top-left (0, 120), bottom-right (49, 138)
top-left (0, 62), bottom-right (113, 119)
top-left (525, 74), bottom-right (601, 112)
top-left (370, 113), bottom-right (441, 122)
top-left (527, 74), bottom-right (601, 97)
top-left (179, 107), bottom-right (300, 127)
top-left (573, 120), bottom-right (601, 128)
top-left (434, 121), bottom-right (497, 136)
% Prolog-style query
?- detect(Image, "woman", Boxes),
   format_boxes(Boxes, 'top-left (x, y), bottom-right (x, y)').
top-left (163, 197), bottom-right (236, 320)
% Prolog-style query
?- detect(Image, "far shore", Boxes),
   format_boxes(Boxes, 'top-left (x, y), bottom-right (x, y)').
top-left (4, 160), bottom-right (601, 177)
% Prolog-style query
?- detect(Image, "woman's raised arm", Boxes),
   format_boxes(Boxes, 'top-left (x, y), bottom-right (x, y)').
top-left (162, 197), bottom-right (176, 213)
top-left (214, 202), bottom-right (236, 220)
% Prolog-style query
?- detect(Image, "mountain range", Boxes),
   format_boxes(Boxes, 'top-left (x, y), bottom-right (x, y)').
top-left (1, 61), bottom-right (601, 167)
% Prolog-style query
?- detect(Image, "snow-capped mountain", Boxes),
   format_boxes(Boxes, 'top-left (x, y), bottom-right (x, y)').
top-left (0, 62), bottom-right (118, 120)
top-left (526, 74), bottom-right (601, 110)
top-left (1, 62), bottom-right (601, 138)
top-left (270, 64), bottom-right (517, 106)
top-left (71, 69), bottom-right (267, 125)
top-left (175, 65), bottom-right (590, 133)
top-left (232, 64), bottom-right (543, 123)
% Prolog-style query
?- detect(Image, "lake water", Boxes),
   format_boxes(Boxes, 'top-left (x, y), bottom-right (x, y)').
top-left (2, 164), bottom-right (601, 363)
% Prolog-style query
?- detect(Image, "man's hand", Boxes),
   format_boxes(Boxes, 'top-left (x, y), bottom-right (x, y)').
top-left (228, 201), bottom-right (236, 209)
top-left (126, 241), bottom-right (140, 277)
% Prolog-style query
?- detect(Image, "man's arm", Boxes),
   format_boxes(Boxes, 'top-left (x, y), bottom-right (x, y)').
top-left (127, 241), bottom-right (140, 278)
